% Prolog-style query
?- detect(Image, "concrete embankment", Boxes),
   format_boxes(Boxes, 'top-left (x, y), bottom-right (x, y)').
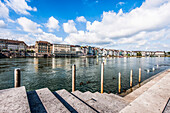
top-left (120, 69), bottom-right (170, 113)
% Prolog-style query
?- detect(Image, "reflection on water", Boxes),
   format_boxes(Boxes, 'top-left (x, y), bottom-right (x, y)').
top-left (0, 57), bottom-right (170, 93)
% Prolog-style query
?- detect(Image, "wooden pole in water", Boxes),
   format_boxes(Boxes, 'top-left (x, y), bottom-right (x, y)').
top-left (130, 70), bottom-right (133, 87)
top-left (101, 62), bottom-right (104, 94)
top-left (118, 72), bottom-right (121, 93)
top-left (72, 64), bottom-right (76, 92)
top-left (139, 68), bottom-right (141, 83)
top-left (14, 68), bottom-right (21, 88)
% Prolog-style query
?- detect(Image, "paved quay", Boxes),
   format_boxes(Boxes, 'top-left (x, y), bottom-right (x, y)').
top-left (120, 69), bottom-right (170, 113)
top-left (0, 69), bottom-right (169, 113)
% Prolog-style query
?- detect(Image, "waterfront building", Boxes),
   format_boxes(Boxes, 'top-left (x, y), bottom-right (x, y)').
top-left (98, 49), bottom-right (103, 57)
top-left (71, 45), bottom-right (83, 56)
top-left (123, 51), bottom-right (128, 56)
top-left (108, 49), bottom-right (113, 56)
top-left (26, 45), bottom-right (36, 57)
top-left (119, 50), bottom-right (124, 56)
top-left (102, 49), bottom-right (107, 57)
top-left (0, 39), bottom-right (27, 51)
top-left (93, 47), bottom-right (98, 56)
top-left (145, 51), bottom-right (150, 56)
top-left (132, 51), bottom-right (138, 56)
top-left (87, 46), bottom-right (93, 55)
top-left (113, 50), bottom-right (119, 56)
top-left (155, 51), bottom-right (165, 57)
top-left (81, 46), bottom-right (88, 56)
top-left (150, 51), bottom-right (155, 56)
top-left (52, 44), bottom-right (71, 56)
top-left (141, 51), bottom-right (146, 57)
top-left (127, 51), bottom-right (132, 56)
top-left (27, 45), bottom-right (35, 52)
top-left (35, 41), bottom-right (52, 56)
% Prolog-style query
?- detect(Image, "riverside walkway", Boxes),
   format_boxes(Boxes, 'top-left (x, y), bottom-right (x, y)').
top-left (0, 69), bottom-right (170, 113)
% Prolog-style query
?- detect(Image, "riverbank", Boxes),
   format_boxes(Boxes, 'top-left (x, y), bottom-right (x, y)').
top-left (119, 68), bottom-right (169, 97)
top-left (120, 69), bottom-right (170, 113)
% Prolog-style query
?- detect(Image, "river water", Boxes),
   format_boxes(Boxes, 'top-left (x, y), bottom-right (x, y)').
top-left (0, 57), bottom-right (170, 93)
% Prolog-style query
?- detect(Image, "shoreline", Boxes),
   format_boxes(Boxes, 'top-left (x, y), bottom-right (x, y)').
top-left (0, 55), bottom-right (169, 59)
top-left (119, 68), bottom-right (169, 97)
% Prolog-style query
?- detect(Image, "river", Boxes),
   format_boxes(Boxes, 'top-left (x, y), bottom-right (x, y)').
top-left (0, 57), bottom-right (170, 93)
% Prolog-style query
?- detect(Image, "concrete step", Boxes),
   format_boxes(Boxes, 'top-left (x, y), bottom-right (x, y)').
top-left (27, 91), bottom-right (47, 113)
top-left (36, 88), bottom-right (69, 113)
top-left (0, 86), bottom-right (30, 113)
top-left (56, 89), bottom-right (98, 113)
top-left (103, 93), bottom-right (127, 102)
top-left (92, 92), bottom-right (128, 112)
top-left (73, 90), bottom-right (119, 113)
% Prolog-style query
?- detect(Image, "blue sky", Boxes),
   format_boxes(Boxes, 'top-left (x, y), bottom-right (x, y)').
top-left (0, 0), bottom-right (170, 51)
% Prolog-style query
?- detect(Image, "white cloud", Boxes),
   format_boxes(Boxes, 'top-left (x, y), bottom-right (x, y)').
top-left (63, 20), bottom-right (77, 33)
top-left (64, 0), bottom-right (170, 51)
top-left (0, 29), bottom-right (35, 45)
top-left (17, 17), bottom-right (43, 33)
top-left (87, 1), bottom-right (170, 39)
top-left (0, 29), bottom-right (63, 45)
top-left (32, 32), bottom-right (63, 44)
top-left (5, 0), bottom-right (37, 15)
top-left (0, 20), bottom-right (6, 28)
top-left (64, 30), bottom-right (113, 45)
top-left (117, 2), bottom-right (125, 6)
top-left (116, 28), bottom-right (170, 50)
top-left (45, 16), bottom-right (60, 32)
top-left (0, 1), bottom-right (9, 18)
top-left (76, 16), bottom-right (87, 22)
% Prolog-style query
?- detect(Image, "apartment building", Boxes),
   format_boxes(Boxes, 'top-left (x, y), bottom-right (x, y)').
top-left (155, 51), bottom-right (165, 57)
top-left (35, 41), bottom-right (52, 55)
top-left (0, 39), bottom-right (27, 51)
top-left (53, 44), bottom-right (70, 54)
top-left (71, 45), bottom-right (83, 56)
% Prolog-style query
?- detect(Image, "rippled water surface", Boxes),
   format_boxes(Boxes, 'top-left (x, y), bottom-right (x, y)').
top-left (0, 57), bottom-right (170, 93)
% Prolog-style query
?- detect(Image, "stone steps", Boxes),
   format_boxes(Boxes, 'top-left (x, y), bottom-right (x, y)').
top-left (72, 90), bottom-right (129, 113)
top-left (36, 88), bottom-right (69, 113)
top-left (56, 89), bottom-right (97, 113)
top-left (72, 90), bottom-right (114, 113)
top-left (0, 86), bottom-right (30, 113)
top-left (0, 86), bottom-right (128, 113)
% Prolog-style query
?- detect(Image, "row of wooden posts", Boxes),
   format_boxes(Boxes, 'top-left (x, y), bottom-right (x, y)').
top-left (14, 63), bottom-right (142, 94)
top-left (71, 62), bottom-right (142, 94)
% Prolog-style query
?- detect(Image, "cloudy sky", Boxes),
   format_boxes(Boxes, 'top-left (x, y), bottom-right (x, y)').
top-left (0, 0), bottom-right (170, 51)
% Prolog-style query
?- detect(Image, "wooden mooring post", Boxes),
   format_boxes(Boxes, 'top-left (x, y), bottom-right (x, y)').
top-left (118, 72), bottom-right (121, 93)
top-left (14, 68), bottom-right (21, 88)
top-left (139, 68), bottom-right (141, 83)
top-left (130, 70), bottom-right (133, 88)
top-left (101, 62), bottom-right (104, 94)
top-left (72, 64), bottom-right (76, 92)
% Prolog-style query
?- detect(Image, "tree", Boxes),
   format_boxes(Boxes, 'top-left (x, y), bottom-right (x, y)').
top-left (31, 50), bottom-right (35, 53)
top-left (137, 52), bottom-right (142, 56)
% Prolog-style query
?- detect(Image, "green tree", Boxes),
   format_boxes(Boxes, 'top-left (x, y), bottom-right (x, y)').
top-left (137, 52), bottom-right (142, 56)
